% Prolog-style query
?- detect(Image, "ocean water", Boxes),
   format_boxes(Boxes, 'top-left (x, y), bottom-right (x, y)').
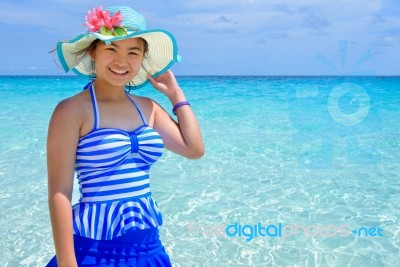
top-left (0, 76), bottom-right (399, 267)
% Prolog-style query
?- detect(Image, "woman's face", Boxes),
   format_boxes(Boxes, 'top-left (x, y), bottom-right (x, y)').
top-left (90, 38), bottom-right (145, 87)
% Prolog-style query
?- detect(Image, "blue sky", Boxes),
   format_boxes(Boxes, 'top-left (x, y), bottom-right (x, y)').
top-left (0, 0), bottom-right (399, 76)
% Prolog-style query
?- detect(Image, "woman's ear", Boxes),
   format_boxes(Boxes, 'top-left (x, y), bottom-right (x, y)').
top-left (89, 50), bottom-right (95, 60)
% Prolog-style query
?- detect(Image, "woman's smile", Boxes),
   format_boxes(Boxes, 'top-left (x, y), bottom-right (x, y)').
top-left (109, 67), bottom-right (129, 75)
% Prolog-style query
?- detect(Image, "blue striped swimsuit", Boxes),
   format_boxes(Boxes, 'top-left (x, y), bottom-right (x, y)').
top-left (72, 83), bottom-right (164, 241)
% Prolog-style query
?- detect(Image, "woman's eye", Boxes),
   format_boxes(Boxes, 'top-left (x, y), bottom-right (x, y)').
top-left (106, 48), bottom-right (116, 52)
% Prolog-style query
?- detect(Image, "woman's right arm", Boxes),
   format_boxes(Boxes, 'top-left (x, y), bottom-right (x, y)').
top-left (47, 98), bottom-right (82, 267)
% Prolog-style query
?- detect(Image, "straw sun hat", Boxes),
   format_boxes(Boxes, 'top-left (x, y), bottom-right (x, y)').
top-left (56, 6), bottom-right (180, 88)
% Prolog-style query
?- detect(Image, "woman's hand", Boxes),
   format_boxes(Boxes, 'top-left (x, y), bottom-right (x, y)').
top-left (148, 70), bottom-right (204, 159)
top-left (147, 70), bottom-right (185, 104)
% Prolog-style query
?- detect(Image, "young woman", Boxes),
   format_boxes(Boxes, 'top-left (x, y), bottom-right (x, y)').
top-left (47, 6), bottom-right (204, 266)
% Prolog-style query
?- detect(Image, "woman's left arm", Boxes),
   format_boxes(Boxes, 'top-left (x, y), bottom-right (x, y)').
top-left (148, 70), bottom-right (205, 159)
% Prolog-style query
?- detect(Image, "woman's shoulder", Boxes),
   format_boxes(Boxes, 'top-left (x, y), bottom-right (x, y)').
top-left (51, 90), bottom-right (89, 122)
top-left (127, 94), bottom-right (157, 110)
top-left (56, 90), bottom-right (85, 109)
top-left (128, 93), bottom-right (152, 103)
top-left (127, 94), bottom-right (165, 126)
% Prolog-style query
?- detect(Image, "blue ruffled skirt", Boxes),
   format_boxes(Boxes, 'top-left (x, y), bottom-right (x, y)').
top-left (46, 228), bottom-right (171, 267)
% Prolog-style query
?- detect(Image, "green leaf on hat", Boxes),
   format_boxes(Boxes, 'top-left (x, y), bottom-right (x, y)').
top-left (114, 27), bottom-right (127, 37)
top-left (100, 26), bottom-right (113, 35)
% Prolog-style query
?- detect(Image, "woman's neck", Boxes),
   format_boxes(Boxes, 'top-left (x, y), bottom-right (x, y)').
top-left (92, 80), bottom-right (127, 101)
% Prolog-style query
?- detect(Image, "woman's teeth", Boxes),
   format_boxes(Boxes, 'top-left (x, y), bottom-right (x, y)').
top-left (110, 68), bottom-right (127, 74)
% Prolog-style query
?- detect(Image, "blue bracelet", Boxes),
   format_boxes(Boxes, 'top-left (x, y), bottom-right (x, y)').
top-left (173, 101), bottom-right (190, 115)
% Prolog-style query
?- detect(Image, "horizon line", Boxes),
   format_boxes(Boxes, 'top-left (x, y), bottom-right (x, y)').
top-left (1, 74), bottom-right (400, 78)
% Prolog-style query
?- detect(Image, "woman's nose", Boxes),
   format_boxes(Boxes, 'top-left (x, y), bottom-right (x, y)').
top-left (114, 52), bottom-right (127, 64)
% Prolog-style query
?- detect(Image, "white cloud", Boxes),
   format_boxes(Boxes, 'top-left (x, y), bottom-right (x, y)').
top-left (381, 36), bottom-right (400, 46)
top-left (0, 0), bottom-right (398, 75)
top-left (0, 66), bottom-right (50, 71)
top-left (163, 0), bottom-right (386, 39)
top-left (0, 2), bottom-right (82, 32)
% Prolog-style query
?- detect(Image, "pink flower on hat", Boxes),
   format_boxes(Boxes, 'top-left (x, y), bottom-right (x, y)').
top-left (84, 6), bottom-right (123, 33)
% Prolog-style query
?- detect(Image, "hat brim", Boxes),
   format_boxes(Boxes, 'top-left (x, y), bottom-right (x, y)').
top-left (57, 29), bottom-right (179, 89)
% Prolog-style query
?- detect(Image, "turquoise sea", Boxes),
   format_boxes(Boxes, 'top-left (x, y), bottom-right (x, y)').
top-left (0, 76), bottom-right (399, 267)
